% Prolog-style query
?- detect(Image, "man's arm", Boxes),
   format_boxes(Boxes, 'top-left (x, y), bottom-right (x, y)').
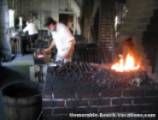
top-left (23, 27), bottom-right (28, 33)
top-left (64, 40), bottom-right (75, 59)
top-left (44, 40), bottom-right (55, 53)
top-left (23, 25), bottom-right (29, 33)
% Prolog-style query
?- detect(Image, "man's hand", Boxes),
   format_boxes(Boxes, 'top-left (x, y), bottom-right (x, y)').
top-left (42, 48), bottom-right (51, 54)
top-left (64, 53), bottom-right (71, 59)
top-left (43, 40), bottom-right (55, 54)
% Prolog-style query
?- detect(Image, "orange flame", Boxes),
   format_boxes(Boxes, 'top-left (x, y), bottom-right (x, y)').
top-left (111, 53), bottom-right (140, 72)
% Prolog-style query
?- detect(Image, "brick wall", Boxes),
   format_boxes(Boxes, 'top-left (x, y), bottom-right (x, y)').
top-left (143, 9), bottom-right (158, 73)
top-left (42, 73), bottom-right (158, 119)
top-left (98, 0), bottom-right (115, 63)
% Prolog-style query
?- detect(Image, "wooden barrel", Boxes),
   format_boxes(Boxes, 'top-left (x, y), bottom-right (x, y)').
top-left (2, 81), bottom-right (42, 120)
top-left (0, 92), bottom-right (6, 120)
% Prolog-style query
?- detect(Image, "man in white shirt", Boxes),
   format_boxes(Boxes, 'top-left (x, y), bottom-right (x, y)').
top-left (23, 20), bottom-right (38, 48)
top-left (44, 17), bottom-right (76, 63)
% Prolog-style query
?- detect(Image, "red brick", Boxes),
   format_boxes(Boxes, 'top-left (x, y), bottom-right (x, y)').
top-left (112, 98), bottom-right (132, 106)
top-left (66, 100), bottom-right (88, 107)
top-left (77, 88), bottom-right (99, 99)
top-left (122, 105), bottom-right (158, 113)
top-left (89, 99), bottom-right (111, 106)
top-left (98, 106), bottom-right (122, 112)
top-left (134, 97), bottom-right (158, 105)
top-left (123, 89), bottom-right (145, 97)
top-left (144, 89), bottom-right (158, 97)
top-left (101, 89), bottom-right (122, 97)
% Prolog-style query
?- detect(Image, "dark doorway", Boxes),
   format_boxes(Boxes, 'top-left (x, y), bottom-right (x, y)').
top-left (59, 13), bottom-right (74, 33)
top-left (59, 14), bottom-right (73, 25)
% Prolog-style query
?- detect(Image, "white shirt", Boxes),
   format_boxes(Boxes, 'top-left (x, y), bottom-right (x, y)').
top-left (51, 23), bottom-right (75, 59)
top-left (23, 23), bottom-right (38, 35)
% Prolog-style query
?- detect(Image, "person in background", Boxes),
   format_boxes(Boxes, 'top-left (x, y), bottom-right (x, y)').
top-left (43, 17), bottom-right (76, 63)
top-left (23, 19), bottom-right (38, 49)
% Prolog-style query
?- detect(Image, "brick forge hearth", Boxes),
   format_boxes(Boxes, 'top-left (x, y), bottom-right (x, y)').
top-left (43, 88), bottom-right (158, 113)
top-left (41, 63), bottom-right (158, 120)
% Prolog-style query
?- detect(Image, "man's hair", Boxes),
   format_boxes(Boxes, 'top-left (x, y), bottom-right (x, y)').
top-left (45, 17), bottom-right (56, 26)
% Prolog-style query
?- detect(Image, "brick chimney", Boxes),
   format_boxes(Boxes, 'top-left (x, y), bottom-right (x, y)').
top-left (98, 0), bottom-right (115, 63)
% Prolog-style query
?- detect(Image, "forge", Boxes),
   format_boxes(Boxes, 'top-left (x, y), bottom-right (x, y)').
top-left (47, 62), bottom-right (149, 88)
top-left (41, 32), bottom-right (158, 119)
top-left (42, 62), bottom-right (158, 119)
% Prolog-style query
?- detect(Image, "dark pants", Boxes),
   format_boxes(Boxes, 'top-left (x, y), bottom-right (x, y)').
top-left (22, 34), bottom-right (38, 54)
top-left (29, 34), bottom-right (38, 48)
top-left (29, 34), bottom-right (38, 44)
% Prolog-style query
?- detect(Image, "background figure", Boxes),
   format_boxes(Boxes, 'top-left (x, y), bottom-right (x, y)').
top-left (23, 19), bottom-right (38, 49)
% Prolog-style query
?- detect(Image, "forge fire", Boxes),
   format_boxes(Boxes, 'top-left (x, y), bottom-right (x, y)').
top-left (111, 38), bottom-right (143, 72)
top-left (111, 53), bottom-right (140, 72)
